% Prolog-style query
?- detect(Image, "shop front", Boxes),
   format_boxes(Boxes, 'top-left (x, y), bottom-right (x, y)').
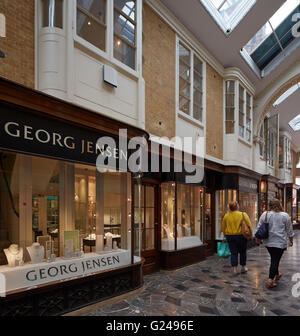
top-left (286, 184), bottom-right (300, 225)
top-left (215, 168), bottom-right (260, 246)
top-left (0, 78), bottom-right (146, 316)
top-left (259, 175), bottom-right (281, 217)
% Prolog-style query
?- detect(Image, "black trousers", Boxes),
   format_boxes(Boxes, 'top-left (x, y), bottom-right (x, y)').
top-left (226, 235), bottom-right (248, 267)
top-left (266, 247), bottom-right (285, 280)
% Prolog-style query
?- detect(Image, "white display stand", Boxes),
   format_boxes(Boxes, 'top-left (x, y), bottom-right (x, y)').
top-left (0, 250), bottom-right (139, 294)
top-left (161, 236), bottom-right (202, 251)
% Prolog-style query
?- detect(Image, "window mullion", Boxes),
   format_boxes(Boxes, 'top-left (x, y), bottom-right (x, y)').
top-left (107, 0), bottom-right (113, 59)
top-left (190, 50), bottom-right (194, 118)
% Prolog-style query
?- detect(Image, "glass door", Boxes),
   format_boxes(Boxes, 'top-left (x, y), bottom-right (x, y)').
top-left (134, 183), bottom-right (159, 274)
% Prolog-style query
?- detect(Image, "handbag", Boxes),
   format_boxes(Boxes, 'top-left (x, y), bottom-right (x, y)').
top-left (255, 212), bottom-right (269, 240)
top-left (217, 239), bottom-right (231, 258)
top-left (241, 212), bottom-right (252, 240)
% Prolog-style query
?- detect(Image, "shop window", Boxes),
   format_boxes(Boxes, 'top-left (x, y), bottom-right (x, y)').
top-left (225, 80), bottom-right (235, 134)
top-left (77, 0), bottom-right (106, 52)
top-left (0, 150), bottom-right (133, 268)
top-left (161, 183), bottom-right (204, 251)
top-left (41, 0), bottom-right (63, 28)
top-left (215, 189), bottom-right (237, 239)
top-left (178, 41), bottom-right (204, 123)
top-left (239, 192), bottom-right (258, 234)
top-left (114, 0), bottom-right (136, 70)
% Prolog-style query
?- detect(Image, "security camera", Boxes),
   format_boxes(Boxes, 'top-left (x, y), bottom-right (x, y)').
top-left (0, 50), bottom-right (5, 58)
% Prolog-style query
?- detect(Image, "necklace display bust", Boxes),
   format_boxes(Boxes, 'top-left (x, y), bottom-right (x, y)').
top-left (4, 244), bottom-right (24, 267)
top-left (27, 243), bottom-right (44, 264)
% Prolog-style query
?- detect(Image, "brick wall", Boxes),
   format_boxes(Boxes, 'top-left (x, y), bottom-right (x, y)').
top-left (143, 5), bottom-right (176, 139)
top-left (0, 0), bottom-right (34, 88)
top-left (206, 64), bottom-right (223, 159)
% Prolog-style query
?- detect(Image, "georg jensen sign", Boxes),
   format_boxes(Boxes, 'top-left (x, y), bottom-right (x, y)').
top-left (0, 106), bottom-right (127, 167)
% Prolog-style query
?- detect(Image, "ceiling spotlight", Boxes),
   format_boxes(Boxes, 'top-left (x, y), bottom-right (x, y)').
top-left (87, 21), bottom-right (91, 26)
top-left (0, 50), bottom-right (5, 58)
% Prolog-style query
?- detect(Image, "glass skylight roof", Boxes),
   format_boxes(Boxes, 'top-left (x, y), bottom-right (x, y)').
top-left (200, 0), bottom-right (256, 34)
top-left (289, 114), bottom-right (300, 131)
top-left (243, 0), bottom-right (300, 75)
top-left (273, 82), bottom-right (300, 106)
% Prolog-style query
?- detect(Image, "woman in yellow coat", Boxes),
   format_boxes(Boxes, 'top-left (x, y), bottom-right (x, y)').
top-left (222, 201), bottom-right (252, 275)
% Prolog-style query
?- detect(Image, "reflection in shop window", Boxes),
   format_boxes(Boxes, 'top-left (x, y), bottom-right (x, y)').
top-left (41, 0), bottom-right (63, 28)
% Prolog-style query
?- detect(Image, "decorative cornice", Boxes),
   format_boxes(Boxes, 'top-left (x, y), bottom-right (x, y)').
top-left (223, 67), bottom-right (255, 95)
top-left (145, 0), bottom-right (224, 76)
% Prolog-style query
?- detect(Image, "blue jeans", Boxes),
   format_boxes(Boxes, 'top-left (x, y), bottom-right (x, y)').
top-left (226, 235), bottom-right (248, 267)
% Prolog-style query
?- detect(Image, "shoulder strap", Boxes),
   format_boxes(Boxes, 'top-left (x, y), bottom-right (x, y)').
top-left (265, 211), bottom-right (268, 222)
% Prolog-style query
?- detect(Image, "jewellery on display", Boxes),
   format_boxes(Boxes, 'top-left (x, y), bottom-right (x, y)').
top-left (105, 233), bottom-right (113, 252)
top-left (4, 244), bottom-right (24, 267)
top-left (27, 243), bottom-right (44, 264)
top-left (113, 240), bottom-right (118, 250)
top-left (163, 224), bottom-right (172, 239)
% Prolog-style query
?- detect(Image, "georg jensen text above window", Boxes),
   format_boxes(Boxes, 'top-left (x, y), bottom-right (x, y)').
top-left (76, 0), bottom-right (137, 70)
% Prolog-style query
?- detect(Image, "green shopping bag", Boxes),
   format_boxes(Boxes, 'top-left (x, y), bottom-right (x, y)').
top-left (217, 239), bottom-right (231, 258)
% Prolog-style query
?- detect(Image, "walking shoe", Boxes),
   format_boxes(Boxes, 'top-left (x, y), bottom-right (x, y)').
top-left (241, 267), bottom-right (248, 274)
top-left (267, 280), bottom-right (277, 289)
top-left (275, 273), bottom-right (282, 281)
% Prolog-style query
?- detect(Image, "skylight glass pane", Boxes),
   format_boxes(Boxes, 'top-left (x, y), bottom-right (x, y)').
top-left (274, 83), bottom-right (300, 106)
top-left (245, 0), bottom-right (299, 55)
top-left (269, 0), bottom-right (299, 30)
top-left (289, 114), bottom-right (300, 131)
top-left (244, 22), bottom-right (272, 54)
top-left (243, 0), bottom-right (300, 73)
top-left (219, 0), bottom-right (241, 21)
top-left (210, 0), bottom-right (225, 8)
top-left (201, 0), bottom-right (256, 33)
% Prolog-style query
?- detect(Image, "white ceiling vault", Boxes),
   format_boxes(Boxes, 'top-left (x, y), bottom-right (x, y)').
top-left (160, 0), bottom-right (300, 151)
top-left (160, 0), bottom-right (300, 95)
top-left (270, 89), bottom-right (300, 152)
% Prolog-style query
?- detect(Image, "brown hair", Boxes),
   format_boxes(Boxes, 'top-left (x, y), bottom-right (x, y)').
top-left (229, 201), bottom-right (239, 212)
top-left (269, 199), bottom-right (283, 212)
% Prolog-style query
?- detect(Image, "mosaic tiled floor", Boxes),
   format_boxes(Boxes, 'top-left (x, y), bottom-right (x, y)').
top-left (86, 231), bottom-right (300, 316)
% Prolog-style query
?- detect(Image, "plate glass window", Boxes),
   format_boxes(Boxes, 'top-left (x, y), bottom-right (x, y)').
top-left (178, 42), bottom-right (204, 123)
top-left (42, 0), bottom-right (63, 28)
top-left (77, 0), bottom-right (106, 51)
top-left (114, 0), bottom-right (136, 70)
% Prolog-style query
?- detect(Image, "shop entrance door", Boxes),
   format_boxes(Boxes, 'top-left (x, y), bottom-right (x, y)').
top-left (135, 183), bottom-right (159, 274)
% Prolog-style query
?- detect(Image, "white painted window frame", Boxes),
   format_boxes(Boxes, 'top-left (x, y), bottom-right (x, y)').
top-left (176, 36), bottom-right (206, 128)
top-left (72, 0), bottom-right (142, 78)
top-left (238, 83), bottom-right (253, 145)
top-left (200, 0), bottom-right (256, 35)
